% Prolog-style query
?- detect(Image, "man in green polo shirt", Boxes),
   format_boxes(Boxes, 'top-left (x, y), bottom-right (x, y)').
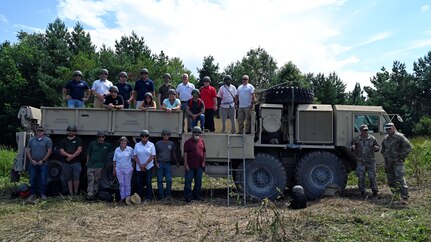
top-left (86, 130), bottom-right (113, 200)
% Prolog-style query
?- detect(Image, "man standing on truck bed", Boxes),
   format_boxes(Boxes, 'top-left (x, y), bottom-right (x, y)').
top-left (158, 73), bottom-right (175, 109)
top-left (134, 68), bottom-right (155, 109)
top-left (86, 130), bottom-right (113, 200)
top-left (381, 122), bottom-right (412, 201)
top-left (217, 75), bottom-right (237, 133)
top-left (59, 124), bottom-right (83, 196)
top-left (92, 69), bottom-right (113, 108)
top-left (26, 126), bottom-right (52, 202)
top-left (200, 76), bottom-right (217, 132)
top-left (183, 126), bottom-right (206, 203)
top-left (235, 75), bottom-right (255, 134)
top-left (176, 73), bottom-right (195, 131)
top-left (351, 124), bottom-right (381, 197)
top-left (63, 70), bottom-right (90, 108)
top-left (115, 71), bottom-right (134, 109)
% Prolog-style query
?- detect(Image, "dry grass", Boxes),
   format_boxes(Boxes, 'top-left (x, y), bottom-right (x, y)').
top-left (0, 184), bottom-right (430, 241)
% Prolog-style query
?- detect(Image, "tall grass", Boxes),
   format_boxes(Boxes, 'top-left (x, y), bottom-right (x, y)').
top-left (0, 146), bottom-right (15, 178)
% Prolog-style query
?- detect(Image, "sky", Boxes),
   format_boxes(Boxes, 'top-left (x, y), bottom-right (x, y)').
top-left (1, 0), bottom-right (431, 91)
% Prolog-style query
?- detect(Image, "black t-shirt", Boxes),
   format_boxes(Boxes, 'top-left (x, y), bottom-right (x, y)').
top-left (59, 136), bottom-right (83, 163)
top-left (104, 95), bottom-right (124, 106)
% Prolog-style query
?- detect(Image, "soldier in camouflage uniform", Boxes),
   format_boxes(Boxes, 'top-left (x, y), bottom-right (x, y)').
top-left (351, 124), bottom-right (381, 197)
top-left (381, 123), bottom-right (412, 200)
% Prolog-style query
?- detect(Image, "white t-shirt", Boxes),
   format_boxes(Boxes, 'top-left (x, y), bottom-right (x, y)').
top-left (237, 83), bottom-right (255, 107)
top-left (113, 146), bottom-right (134, 170)
top-left (176, 82), bottom-right (195, 102)
top-left (92, 79), bottom-right (113, 95)
top-left (217, 85), bottom-right (237, 108)
top-left (133, 141), bottom-right (156, 171)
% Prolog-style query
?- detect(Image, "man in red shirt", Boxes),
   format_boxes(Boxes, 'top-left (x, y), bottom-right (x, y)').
top-left (199, 76), bottom-right (217, 132)
top-left (183, 126), bottom-right (206, 203)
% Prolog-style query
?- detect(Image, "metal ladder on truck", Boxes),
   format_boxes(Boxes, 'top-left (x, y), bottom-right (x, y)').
top-left (227, 132), bottom-right (247, 206)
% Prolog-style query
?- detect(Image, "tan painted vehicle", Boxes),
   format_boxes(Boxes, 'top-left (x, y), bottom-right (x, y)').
top-left (12, 87), bottom-right (392, 200)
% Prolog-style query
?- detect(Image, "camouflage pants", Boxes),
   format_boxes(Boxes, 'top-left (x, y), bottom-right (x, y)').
top-left (356, 159), bottom-right (378, 193)
top-left (385, 159), bottom-right (409, 198)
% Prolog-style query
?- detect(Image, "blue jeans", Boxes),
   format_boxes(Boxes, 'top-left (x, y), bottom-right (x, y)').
top-left (67, 99), bottom-right (84, 108)
top-left (184, 167), bottom-right (203, 200)
top-left (191, 114), bottom-right (205, 130)
top-left (156, 162), bottom-right (172, 199)
top-left (136, 167), bottom-right (154, 200)
top-left (29, 163), bottom-right (48, 195)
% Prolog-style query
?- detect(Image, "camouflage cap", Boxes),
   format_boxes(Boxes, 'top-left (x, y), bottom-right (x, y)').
top-left (359, 124), bottom-right (368, 131)
top-left (192, 126), bottom-right (202, 133)
top-left (36, 126), bottom-right (45, 131)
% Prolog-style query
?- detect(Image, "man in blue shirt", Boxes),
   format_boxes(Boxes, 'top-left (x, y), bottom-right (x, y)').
top-left (134, 68), bottom-right (155, 109)
top-left (63, 70), bottom-right (90, 108)
top-left (115, 71), bottom-right (134, 109)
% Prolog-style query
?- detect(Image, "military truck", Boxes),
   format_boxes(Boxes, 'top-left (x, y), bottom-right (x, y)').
top-left (12, 86), bottom-right (392, 200)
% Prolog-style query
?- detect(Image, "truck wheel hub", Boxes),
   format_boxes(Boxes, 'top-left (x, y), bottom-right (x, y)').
top-left (310, 165), bottom-right (332, 186)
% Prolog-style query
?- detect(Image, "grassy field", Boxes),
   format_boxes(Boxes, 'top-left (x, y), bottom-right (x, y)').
top-left (1, 143), bottom-right (430, 241)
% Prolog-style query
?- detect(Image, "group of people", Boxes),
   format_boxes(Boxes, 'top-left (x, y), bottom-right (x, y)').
top-left (62, 68), bottom-right (257, 134)
top-left (26, 124), bottom-right (206, 204)
top-left (351, 123), bottom-right (412, 200)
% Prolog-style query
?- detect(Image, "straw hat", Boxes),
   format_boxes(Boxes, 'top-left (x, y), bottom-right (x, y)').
top-left (126, 193), bottom-right (141, 205)
top-left (125, 196), bottom-right (132, 205)
top-left (131, 193), bottom-right (141, 204)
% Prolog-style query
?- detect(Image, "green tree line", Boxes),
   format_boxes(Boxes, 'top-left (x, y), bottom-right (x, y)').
top-left (1, 18), bottom-right (430, 146)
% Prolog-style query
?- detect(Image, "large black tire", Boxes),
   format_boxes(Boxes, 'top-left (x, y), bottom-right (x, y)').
top-left (264, 86), bottom-right (314, 104)
top-left (295, 151), bottom-right (347, 200)
top-left (100, 163), bottom-right (119, 190)
top-left (238, 153), bottom-right (287, 200)
top-left (46, 160), bottom-right (68, 195)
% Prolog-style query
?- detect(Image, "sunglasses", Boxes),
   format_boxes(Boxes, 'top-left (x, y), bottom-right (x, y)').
top-left (98, 136), bottom-right (105, 138)
top-left (242, 78), bottom-right (248, 81)
top-left (141, 135), bottom-right (149, 138)
top-left (141, 72), bottom-right (149, 75)
top-left (67, 130), bottom-right (77, 132)
top-left (120, 75), bottom-right (126, 78)
top-left (163, 134), bottom-right (170, 136)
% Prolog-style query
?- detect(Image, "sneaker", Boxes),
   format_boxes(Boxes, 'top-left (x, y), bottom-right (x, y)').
top-left (40, 194), bottom-right (47, 201)
top-left (360, 191), bottom-right (365, 198)
top-left (27, 195), bottom-right (37, 203)
top-left (372, 191), bottom-right (378, 198)
top-left (185, 198), bottom-right (191, 203)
